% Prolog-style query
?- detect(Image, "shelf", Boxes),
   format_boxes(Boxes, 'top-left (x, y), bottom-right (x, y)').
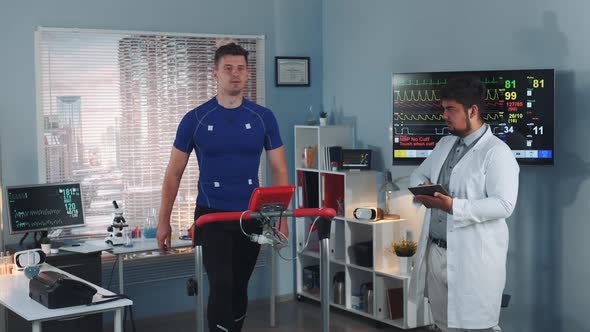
top-left (295, 167), bottom-right (320, 173)
top-left (330, 302), bottom-right (347, 310)
top-left (331, 258), bottom-right (346, 265)
top-left (346, 307), bottom-right (375, 319)
top-left (374, 268), bottom-right (411, 280)
top-left (375, 218), bottom-right (406, 224)
top-left (320, 169), bottom-right (347, 175)
top-left (300, 250), bottom-right (320, 259)
top-left (295, 168), bottom-right (386, 176)
top-left (346, 218), bottom-right (404, 225)
top-left (346, 219), bottom-right (378, 225)
top-left (299, 259), bottom-right (345, 272)
top-left (347, 263), bottom-right (374, 273)
top-left (299, 291), bottom-right (320, 301)
top-left (294, 125), bottom-right (430, 330)
top-left (376, 317), bottom-right (405, 329)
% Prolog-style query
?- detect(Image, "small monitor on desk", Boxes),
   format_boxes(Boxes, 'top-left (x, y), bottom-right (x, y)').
top-left (6, 182), bottom-right (85, 234)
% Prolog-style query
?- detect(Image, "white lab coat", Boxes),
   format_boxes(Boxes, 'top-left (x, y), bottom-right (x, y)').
top-left (408, 127), bottom-right (519, 329)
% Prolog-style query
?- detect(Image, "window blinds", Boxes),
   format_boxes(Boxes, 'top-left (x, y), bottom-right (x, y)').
top-left (36, 28), bottom-right (266, 236)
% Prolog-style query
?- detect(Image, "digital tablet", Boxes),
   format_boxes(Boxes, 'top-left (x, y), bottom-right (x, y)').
top-left (408, 184), bottom-right (450, 197)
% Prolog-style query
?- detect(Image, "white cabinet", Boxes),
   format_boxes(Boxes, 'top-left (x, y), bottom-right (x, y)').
top-left (293, 125), bottom-right (431, 329)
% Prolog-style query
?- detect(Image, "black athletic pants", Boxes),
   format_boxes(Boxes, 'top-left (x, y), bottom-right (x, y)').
top-left (194, 206), bottom-right (262, 332)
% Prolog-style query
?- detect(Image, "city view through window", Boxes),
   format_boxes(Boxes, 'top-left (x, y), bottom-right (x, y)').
top-left (37, 29), bottom-right (264, 237)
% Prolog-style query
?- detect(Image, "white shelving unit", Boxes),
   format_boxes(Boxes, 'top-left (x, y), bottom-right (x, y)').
top-left (293, 125), bottom-right (430, 330)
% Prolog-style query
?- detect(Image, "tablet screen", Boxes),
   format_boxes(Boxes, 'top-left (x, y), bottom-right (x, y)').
top-left (407, 184), bottom-right (450, 197)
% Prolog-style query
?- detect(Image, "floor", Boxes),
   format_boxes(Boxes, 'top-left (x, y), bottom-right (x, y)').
top-left (107, 298), bottom-right (433, 332)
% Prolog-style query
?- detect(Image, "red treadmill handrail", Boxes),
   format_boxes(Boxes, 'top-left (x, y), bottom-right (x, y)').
top-left (292, 208), bottom-right (336, 219)
top-left (195, 207), bottom-right (337, 228)
top-left (196, 212), bottom-right (252, 228)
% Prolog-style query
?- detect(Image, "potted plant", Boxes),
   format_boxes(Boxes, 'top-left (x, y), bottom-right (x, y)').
top-left (319, 110), bottom-right (328, 126)
top-left (39, 237), bottom-right (52, 255)
top-left (387, 239), bottom-right (417, 274)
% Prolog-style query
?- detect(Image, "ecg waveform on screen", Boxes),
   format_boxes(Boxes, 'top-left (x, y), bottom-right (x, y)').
top-left (486, 101), bottom-right (505, 108)
top-left (394, 77), bottom-right (500, 87)
top-left (394, 102), bottom-right (441, 109)
top-left (395, 112), bottom-right (503, 122)
top-left (484, 113), bottom-right (504, 121)
top-left (395, 113), bottom-right (442, 121)
top-left (393, 70), bottom-right (554, 163)
top-left (394, 102), bottom-right (505, 111)
top-left (14, 208), bottom-right (61, 218)
top-left (394, 113), bottom-right (504, 122)
top-left (15, 220), bottom-right (66, 229)
top-left (394, 90), bottom-right (439, 102)
top-left (394, 88), bottom-right (500, 103)
top-left (486, 89), bottom-right (500, 100)
top-left (395, 79), bottom-right (447, 87)
top-left (8, 184), bottom-right (83, 233)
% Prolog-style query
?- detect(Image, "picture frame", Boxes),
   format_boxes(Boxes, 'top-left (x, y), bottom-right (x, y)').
top-left (275, 56), bottom-right (310, 87)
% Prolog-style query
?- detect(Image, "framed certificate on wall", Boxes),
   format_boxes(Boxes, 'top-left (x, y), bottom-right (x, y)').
top-left (275, 56), bottom-right (310, 87)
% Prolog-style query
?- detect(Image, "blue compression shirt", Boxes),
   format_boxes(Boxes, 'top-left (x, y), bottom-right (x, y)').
top-left (173, 97), bottom-right (283, 211)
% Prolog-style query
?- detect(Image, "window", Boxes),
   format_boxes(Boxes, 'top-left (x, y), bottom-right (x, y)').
top-left (36, 28), bottom-right (266, 237)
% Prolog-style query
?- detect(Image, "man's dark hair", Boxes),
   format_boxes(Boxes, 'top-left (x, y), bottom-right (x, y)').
top-left (440, 75), bottom-right (486, 119)
top-left (214, 42), bottom-right (249, 67)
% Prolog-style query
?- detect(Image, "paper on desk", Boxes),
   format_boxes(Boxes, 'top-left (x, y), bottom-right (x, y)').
top-left (59, 240), bottom-right (113, 253)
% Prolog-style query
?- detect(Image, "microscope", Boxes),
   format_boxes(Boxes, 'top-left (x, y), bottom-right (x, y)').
top-left (105, 200), bottom-right (129, 246)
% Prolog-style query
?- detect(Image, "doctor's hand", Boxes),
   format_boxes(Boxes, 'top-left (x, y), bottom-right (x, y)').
top-left (156, 222), bottom-right (172, 252)
top-left (415, 192), bottom-right (453, 214)
top-left (412, 181), bottom-right (433, 204)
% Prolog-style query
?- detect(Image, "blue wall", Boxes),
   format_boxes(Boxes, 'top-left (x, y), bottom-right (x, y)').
top-left (0, 0), bottom-right (323, 313)
top-left (323, 0), bottom-right (590, 331)
top-left (3, 0), bottom-right (590, 329)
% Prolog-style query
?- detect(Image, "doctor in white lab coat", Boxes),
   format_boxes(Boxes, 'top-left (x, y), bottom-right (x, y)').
top-left (408, 76), bottom-right (519, 331)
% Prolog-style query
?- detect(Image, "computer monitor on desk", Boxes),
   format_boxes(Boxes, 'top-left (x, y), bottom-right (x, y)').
top-left (6, 182), bottom-right (85, 246)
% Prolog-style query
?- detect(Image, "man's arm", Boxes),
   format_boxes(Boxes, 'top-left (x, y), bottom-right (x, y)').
top-left (266, 146), bottom-right (289, 238)
top-left (157, 147), bottom-right (190, 251)
top-left (267, 146), bottom-right (289, 186)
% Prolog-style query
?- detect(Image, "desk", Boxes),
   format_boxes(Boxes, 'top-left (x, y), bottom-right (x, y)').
top-left (107, 238), bottom-right (193, 293)
top-left (113, 238), bottom-right (279, 329)
top-left (0, 264), bottom-right (132, 332)
top-left (5, 247), bottom-right (103, 332)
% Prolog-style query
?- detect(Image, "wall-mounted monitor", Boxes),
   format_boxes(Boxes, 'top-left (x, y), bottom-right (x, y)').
top-left (6, 182), bottom-right (85, 234)
top-left (392, 69), bottom-right (554, 165)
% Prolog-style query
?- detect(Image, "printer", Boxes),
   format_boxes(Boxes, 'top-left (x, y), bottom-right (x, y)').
top-left (29, 271), bottom-right (97, 308)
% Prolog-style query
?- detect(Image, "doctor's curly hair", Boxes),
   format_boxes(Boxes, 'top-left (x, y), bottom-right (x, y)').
top-left (440, 75), bottom-right (487, 119)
